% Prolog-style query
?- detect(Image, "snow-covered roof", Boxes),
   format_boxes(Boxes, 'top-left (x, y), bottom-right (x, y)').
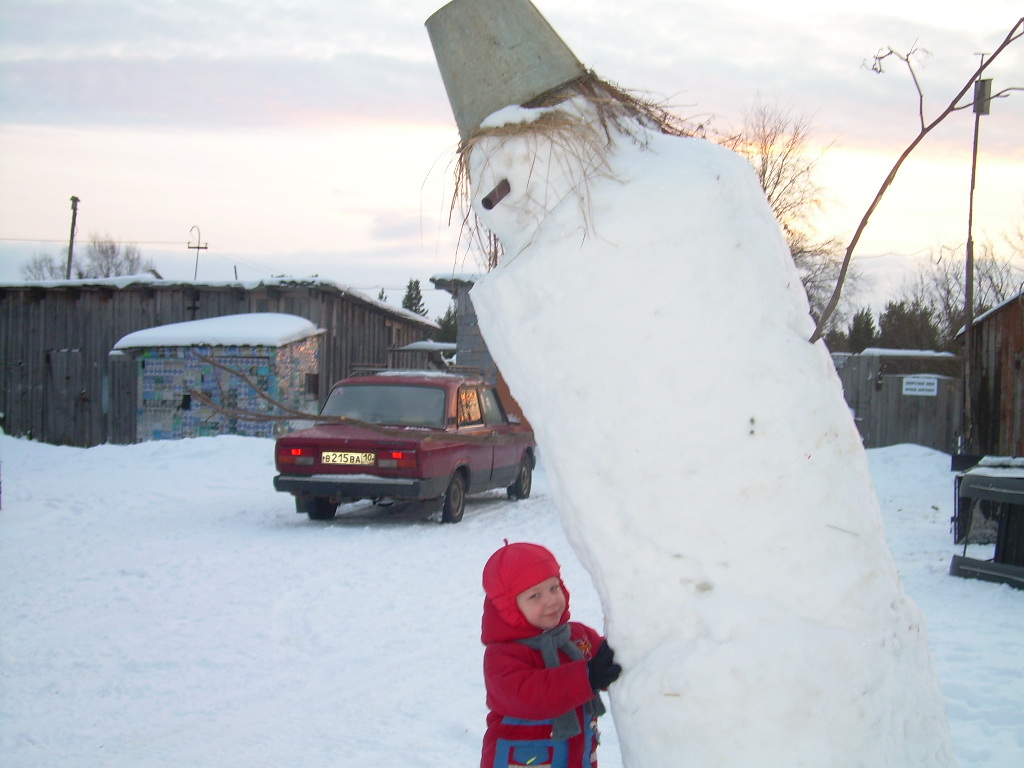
top-left (396, 340), bottom-right (458, 353)
top-left (1, 275), bottom-right (437, 328)
top-left (966, 455), bottom-right (1024, 477)
top-left (858, 347), bottom-right (958, 359)
top-left (112, 313), bottom-right (324, 349)
top-left (967, 290), bottom-right (1024, 328)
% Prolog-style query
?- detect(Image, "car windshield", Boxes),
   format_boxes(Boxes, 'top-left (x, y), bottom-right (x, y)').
top-left (319, 384), bottom-right (446, 429)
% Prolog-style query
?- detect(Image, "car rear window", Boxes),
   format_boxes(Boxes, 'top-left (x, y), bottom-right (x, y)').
top-left (320, 384), bottom-right (446, 428)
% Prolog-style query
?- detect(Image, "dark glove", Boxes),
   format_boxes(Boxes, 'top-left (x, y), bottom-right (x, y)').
top-left (587, 639), bottom-right (622, 691)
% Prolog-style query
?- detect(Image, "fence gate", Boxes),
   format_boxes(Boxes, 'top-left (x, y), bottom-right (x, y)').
top-left (44, 349), bottom-right (88, 446)
top-left (834, 353), bottom-right (961, 452)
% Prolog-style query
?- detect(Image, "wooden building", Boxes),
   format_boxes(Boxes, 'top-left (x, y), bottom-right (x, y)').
top-left (965, 292), bottom-right (1024, 456)
top-left (0, 278), bottom-right (436, 447)
top-left (948, 294), bottom-right (1024, 589)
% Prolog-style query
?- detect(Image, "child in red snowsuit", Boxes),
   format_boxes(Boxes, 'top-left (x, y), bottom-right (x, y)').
top-left (480, 541), bottom-right (621, 768)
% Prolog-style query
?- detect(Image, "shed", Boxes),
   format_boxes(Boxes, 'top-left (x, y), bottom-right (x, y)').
top-left (112, 313), bottom-right (323, 441)
top-left (831, 348), bottom-right (960, 452)
top-left (963, 292), bottom-right (1024, 456)
top-left (0, 277), bottom-right (436, 446)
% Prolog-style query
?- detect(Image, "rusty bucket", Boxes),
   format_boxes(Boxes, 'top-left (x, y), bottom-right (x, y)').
top-left (425, 0), bottom-right (586, 142)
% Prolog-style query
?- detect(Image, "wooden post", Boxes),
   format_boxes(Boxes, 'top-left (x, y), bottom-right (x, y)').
top-left (65, 196), bottom-right (80, 279)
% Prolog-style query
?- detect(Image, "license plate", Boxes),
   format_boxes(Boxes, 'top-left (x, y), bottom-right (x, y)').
top-left (321, 451), bottom-right (375, 466)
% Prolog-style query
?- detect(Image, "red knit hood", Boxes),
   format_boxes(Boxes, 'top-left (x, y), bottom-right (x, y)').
top-left (480, 542), bottom-right (571, 644)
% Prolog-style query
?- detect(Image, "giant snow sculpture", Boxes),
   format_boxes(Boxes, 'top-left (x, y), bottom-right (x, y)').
top-left (427, 1), bottom-right (957, 765)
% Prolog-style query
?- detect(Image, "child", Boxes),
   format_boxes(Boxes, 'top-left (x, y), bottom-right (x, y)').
top-left (480, 541), bottom-right (621, 768)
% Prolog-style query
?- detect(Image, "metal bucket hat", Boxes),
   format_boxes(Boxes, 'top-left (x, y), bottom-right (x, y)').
top-left (426, 0), bottom-right (586, 142)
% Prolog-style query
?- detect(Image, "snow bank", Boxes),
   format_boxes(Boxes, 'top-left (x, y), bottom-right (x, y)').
top-left (1, 434), bottom-right (1021, 767)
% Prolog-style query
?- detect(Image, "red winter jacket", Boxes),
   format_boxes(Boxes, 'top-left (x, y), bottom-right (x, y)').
top-left (480, 595), bottom-right (605, 768)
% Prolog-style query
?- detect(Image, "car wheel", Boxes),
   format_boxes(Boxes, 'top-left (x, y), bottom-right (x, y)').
top-left (296, 496), bottom-right (337, 521)
top-left (507, 458), bottom-right (533, 500)
top-left (441, 472), bottom-right (466, 524)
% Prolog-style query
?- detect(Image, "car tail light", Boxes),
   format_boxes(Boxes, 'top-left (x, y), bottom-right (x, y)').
top-left (278, 445), bottom-right (316, 467)
top-left (376, 450), bottom-right (417, 470)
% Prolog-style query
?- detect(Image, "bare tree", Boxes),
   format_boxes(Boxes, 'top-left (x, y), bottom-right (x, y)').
top-left (811, 17), bottom-right (1024, 341)
top-left (789, 232), bottom-right (857, 329)
top-left (22, 235), bottom-right (159, 279)
top-left (81, 234), bottom-right (156, 278)
top-left (720, 100), bottom-right (859, 328)
top-left (1007, 204), bottom-right (1024, 263)
top-left (902, 243), bottom-right (1024, 344)
top-left (721, 101), bottom-right (825, 227)
top-left (20, 253), bottom-right (65, 280)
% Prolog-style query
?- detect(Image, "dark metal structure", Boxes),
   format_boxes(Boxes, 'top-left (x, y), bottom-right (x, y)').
top-left (950, 458), bottom-right (1024, 589)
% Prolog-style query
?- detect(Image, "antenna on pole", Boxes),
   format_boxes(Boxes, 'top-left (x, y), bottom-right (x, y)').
top-left (188, 226), bottom-right (208, 281)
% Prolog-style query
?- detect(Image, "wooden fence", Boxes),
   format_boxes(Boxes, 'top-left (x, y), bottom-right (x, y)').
top-left (833, 350), bottom-right (961, 453)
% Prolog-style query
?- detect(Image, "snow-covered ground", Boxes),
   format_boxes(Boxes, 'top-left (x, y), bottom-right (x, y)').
top-left (0, 433), bottom-right (1021, 767)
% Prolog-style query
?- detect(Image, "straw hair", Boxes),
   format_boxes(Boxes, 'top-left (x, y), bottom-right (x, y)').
top-left (449, 72), bottom-right (697, 269)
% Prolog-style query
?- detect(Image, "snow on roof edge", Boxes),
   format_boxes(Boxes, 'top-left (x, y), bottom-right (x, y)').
top-left (858, 347), bottom-right (958, 359)
top-left (112, 313), bottom-right (325, 350)
top-left (1, 275), bottom-right (438, 328)
top-left (397, 340), bottom-right (458, 352)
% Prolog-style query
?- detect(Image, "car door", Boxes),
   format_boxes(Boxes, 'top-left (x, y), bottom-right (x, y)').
top-left (457, 385), bottom-right (496, 491)
top-left (480, 386), bottom-right (520, 487)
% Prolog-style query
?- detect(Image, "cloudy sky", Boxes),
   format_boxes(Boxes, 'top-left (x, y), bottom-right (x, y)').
top-left (1, 0), bottom-right (1021, 316)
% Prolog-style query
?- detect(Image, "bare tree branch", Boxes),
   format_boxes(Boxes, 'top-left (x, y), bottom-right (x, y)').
top-left (811, 16), bottom-right (1024, 342)
top-left (188, 351), bottom-right (317, 421)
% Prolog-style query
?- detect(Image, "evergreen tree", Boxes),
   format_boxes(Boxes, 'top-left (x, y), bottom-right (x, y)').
top-left (434, 301), bottom-right (457, 344)
top-left (877, 300), bottom-right (940, 350)
top-left (377, 288), bottom-right (387, 301)
top-left (823, 327), bottom-right (848, 353)
top-left (847, 308), bottom-right (877, 353)
top-left (402, 279), bottom-right (428, 316)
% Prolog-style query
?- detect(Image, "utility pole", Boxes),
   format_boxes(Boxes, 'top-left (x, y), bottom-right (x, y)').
top-left (65, 196), bottom-right (80, 279)
top-left (188, 225), bottom-right (208, 281)
top-left (962, 55), bottom-right (991, 454)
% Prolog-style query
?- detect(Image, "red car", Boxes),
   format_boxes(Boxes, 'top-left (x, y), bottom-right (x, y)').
top-left (273, 371), bottom-right (536, 522)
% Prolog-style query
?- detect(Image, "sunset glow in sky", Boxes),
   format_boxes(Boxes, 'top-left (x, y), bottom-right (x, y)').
top-left (1, 0), bottom-right (1021, 316)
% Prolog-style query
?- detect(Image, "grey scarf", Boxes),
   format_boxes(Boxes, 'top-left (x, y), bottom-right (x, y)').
top-left (517, 623), bottom-right (607, 740)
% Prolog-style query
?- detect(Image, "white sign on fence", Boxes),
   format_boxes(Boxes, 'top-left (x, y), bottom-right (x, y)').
top-left (902, 375), bottom-right (939, 397)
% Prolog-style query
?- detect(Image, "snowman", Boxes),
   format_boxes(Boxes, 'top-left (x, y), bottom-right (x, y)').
top-left (427, 2), bottom-right (957, 765)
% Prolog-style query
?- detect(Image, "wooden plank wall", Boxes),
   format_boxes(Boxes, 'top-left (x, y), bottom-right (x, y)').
top-left (970, 297), bottom-right (1024, 456)
top-left (0, 282), bottom-right (434, 447)
top-left (834, 354), bottom-right (961, 453)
